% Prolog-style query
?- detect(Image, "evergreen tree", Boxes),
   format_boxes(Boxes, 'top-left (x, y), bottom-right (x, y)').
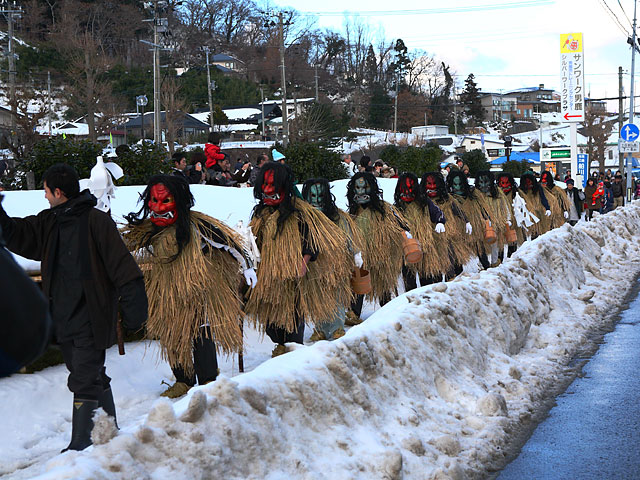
top-left (368, 86), bottom-right (393, 129)
top-left (460, 73), bottom-right (484, 127)
top-left (364, 45), bottom-right (378, 93)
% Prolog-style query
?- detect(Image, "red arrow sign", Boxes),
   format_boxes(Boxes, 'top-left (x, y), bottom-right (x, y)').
top-left (564, 112), bottom-right (582, 120)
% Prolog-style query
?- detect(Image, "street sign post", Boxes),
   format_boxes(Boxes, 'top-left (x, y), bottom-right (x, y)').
top-left (577, 153), bottom-right (588, 187)
top-left (621, 123), bottom-right (639, 141)
top-left (560, 32), bottom-right (585, 188)
top-left (541, 148), bottom-right (571, 160)
top-left (619, 141), bottom-right (640, 153)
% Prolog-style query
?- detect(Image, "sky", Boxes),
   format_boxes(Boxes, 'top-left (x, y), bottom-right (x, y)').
top-left (271, 0), bottom-right (639, 113)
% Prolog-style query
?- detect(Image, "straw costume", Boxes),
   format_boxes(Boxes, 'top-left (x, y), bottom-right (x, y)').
top-left (347, 172), bottom-right (410, 320)
top-left (447, 170), bottom-right (493, 270)
top-left (302, 178), bottom-right (363, 339)
top-left (541, 171), bottom-right (569, 228)
top-left (422, 172), bottom-right (473, 277)
top-left (475, 171), bottom-right (511, 250)
top-left (519, 172), bottom-right (552, 238)
top-left (496, 172), bottom-right (530, 255)
top-left (245, 164), bottom-right (352, 357)
top-left (123, 175), bottom-right (255, 398)
top-left (394, 173), bottom-right (448, 290)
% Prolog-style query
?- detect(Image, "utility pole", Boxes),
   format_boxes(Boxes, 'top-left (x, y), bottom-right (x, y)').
top-left (203, 46), bottom-right (214, 132)
top-left (314, 64), bottom-right (319, 102)
top-left (627, 0), bottom-right (638, 203)
top-left (260, 86), bottom-right (266, 141)
top-left (393, 72), bottom-right (399, 133)
top-left (1, 1), bottom-right (22, 147)
top-left (278, 11), bottom-right (289, 147)
top-left (619, 66), bottom-right (625, 175)
top-left (47, 71), bottom-right (52, 136)
top-left (453, 83), bottom-right (458, 135)
top-left (153, 1), bottom-right (162, 144)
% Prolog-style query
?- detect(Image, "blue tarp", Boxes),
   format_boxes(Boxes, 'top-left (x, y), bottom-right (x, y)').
top-left (490, 151), bottom-right (540, 165)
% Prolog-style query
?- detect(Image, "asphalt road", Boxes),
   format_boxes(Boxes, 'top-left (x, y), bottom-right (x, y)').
top-left (498, 281), bottom-right (640, 480)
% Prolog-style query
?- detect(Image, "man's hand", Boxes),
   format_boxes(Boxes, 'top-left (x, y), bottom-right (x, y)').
top-left (354, 251), bottom-right (363, 268)
top-left (545, 210), bottom-right (552, 217)
top-left (563, 211), bottom-right (569, 219)
top-left (243, 267), bottom-right (258, 288)
top-left (465, 222), bottom-right (473, 235)
top-left (434, 223), bottom-right (445, 234)
top-left (298, 254), bottom-right (312, 278)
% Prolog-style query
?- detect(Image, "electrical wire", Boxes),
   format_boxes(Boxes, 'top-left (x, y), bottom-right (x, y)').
top-left (597, 0), bottom-right (630, 36)
top-left (297, 1), bottom-right (553, 17)
top-left (617, 0), bottom-right (634, 29)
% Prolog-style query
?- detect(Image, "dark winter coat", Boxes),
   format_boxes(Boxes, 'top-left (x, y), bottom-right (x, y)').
top-left (0, 222), bottom-right (52, 377)
top-left (584, 184), bottom-right (602, 210)
top-left (0, 191), bottom-right (147, 349)
top-left (611, 180), bottom-right (624, 198)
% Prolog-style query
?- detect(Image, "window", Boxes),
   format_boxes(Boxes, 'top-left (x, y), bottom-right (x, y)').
top-left (609, 150), bottom-right (613, 159)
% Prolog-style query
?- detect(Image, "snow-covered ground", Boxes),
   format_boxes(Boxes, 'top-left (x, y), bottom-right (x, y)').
top-left (2, 181), bottom-right (640, 479)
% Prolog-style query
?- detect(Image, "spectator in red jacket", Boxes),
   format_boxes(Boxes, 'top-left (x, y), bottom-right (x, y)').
top-left (204, 132), bottom-right (225, 171)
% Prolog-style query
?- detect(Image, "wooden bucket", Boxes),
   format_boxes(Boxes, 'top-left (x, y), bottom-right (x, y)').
top-left (351, 267), bottom-right (372, 295)
top-left (504, 223), bottom-right (517, 243)
top-left (484, 219), bottom-right (497, 244)
top-left (402, 235), bottom-right (423, 264)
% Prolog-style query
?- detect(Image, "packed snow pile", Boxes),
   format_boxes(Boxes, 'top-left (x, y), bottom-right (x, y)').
top-left (19, 201), bottom-right (640, 479)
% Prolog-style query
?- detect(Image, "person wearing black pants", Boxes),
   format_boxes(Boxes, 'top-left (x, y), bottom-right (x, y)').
top-left (170, 332), bottom-right (219, 389)
top-left (0, 164), bottom-right (147, 452)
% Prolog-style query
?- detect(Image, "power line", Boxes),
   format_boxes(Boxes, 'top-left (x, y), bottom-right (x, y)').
top-left (597, 0), bottom-right (629, 36)
top-left (297, 1), bottom-right (553, 17)
top-left (617, 0), bottom-right (634, 28)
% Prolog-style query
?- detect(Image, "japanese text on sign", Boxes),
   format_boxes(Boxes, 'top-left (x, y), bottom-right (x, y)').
top-left (560, 33), bottom-right (585, 122)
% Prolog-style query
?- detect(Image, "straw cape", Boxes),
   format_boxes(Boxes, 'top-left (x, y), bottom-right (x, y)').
top-left (546, 185), bottom-right (569, 228)
top-left (353, 201), bottom-right (407, 301)
top-left (479, 190), bottom-right (512, 249)
top-left (122, 211), bottom-right (244, 376)
top-left (401, 202), bottom-right (450, 278)
top-left (433, 196), bottom-right (474, 267)
top-left (245, 199), bottom-right (353, 333)
top-left (453, 193), bottom-right (492, 255)
top-left (520, 189), bottom-right (550, 237)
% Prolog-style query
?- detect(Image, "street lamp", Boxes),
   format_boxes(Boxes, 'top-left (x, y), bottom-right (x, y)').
top-left (136, 95), bottom-right (148, 140)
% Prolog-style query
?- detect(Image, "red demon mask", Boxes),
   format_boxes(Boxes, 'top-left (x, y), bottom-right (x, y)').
top-left (399, 177), bottom-right (416, 202)
top-left (148, 183), bottom-right (177, 227)
top-left (522, 177), bottom-right (534, 191)
top-left (261, 170), bottom-right (284, 206)
top-left (424, 175), bottom-right (438, 198)
top-left (498, 176), bottom-right (512, 194)
top-left (541, 173), bottom-right (550, 186)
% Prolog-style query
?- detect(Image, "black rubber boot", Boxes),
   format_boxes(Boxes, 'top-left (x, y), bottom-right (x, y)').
top-left (99, 387), bottom-right (118, 429)
top-left (61, 398), bottom-right (98, 452)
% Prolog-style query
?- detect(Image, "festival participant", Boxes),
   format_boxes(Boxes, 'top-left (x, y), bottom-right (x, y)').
top-left (495, 172), bottom-right (534, 255)
top-left (421, 172), bottom-right (473, 278)
top-left (475, 171), bottom-right (512, 265)
top-left (519, 171), bottom-right (552, 237)
top-left (123, 175), bottom-right (256, 398)
top-left (0, 164), bottom-right (147, 451)
top-left (346, 172), bottom-right (416, 323)
top-left (302, 178), bottom-right (363, 340)
top-left (447, 170), bottom-right (493, 270)
top-left (245, 163), bottom-right (352, 356)
top-left (540, 170), bottom-right (569, 228)
top-left (393, 173), bottom-right (448, 290)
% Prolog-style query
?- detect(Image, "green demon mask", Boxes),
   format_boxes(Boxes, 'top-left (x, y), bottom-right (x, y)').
top-left (354, 177), bottom-right (371, 205)
top-left (477, 175), bottom-right (492, 194)
top-left (307, 183), bottom-right (326, 209)
top-left (452, 175), bottom-right (465, 196)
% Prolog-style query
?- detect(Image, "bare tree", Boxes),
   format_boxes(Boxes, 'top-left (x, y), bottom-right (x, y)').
top-left (161, 77), bottom-right (186, 155)
top-left (0, 84), bottom-right (48, 160)
top-left (582, 106), bottom-right (615, 174)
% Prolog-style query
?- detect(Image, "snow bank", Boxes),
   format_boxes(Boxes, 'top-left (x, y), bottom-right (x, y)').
top-left (30, 203), bottom-right (640, 479)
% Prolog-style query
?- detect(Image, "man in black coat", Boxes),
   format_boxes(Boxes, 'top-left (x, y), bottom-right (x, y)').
top-left (0, 164), bottom-right (148, 452)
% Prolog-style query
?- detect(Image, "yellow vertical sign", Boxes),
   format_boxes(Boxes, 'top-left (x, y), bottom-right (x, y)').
top-left (560, 33), bottom-right (583, 53)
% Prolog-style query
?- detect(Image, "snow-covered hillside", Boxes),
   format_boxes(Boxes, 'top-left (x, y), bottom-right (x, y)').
top-left (1, 183), bottom-right (639, 479)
